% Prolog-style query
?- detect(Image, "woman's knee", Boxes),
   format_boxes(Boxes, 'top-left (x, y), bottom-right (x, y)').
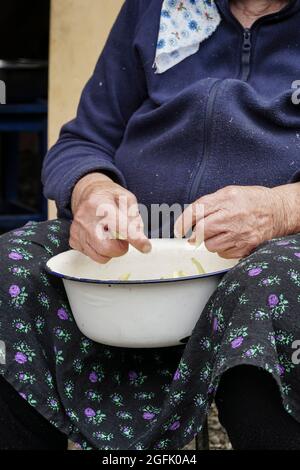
top-left (218, 234), bottom-right (300, 321)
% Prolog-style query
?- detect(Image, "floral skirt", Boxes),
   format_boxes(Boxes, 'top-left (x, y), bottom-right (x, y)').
top-left (0, 219), bottom-right (300, 450)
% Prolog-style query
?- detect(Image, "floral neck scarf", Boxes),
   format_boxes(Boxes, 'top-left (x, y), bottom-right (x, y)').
top-left (153, 0), bottom-right (222, 74)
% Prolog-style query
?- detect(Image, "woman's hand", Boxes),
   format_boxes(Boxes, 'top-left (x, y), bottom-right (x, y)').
top-left (70, 173), bottom-right (151, 263)
top-left (175, 184), bottom-right (300, 259)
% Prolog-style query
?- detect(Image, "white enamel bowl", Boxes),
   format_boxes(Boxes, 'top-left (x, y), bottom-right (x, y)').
top-left (46, 240), bottom-right (238, 348)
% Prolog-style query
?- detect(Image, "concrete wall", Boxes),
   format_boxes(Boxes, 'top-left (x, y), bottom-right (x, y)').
top-left (48, 0), bottom-right (124, 218)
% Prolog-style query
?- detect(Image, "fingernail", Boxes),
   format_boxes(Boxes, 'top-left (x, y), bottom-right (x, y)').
top-left (142, 244), bottom-right (152, 254)
top-left (174, 228), bottom-right (183, 239)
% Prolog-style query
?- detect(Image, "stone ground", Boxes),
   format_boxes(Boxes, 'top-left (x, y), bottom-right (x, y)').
top-left (184, 403), bottom-right (232, 451)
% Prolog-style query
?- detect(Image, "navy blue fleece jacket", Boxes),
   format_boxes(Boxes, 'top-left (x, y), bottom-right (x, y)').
top-left (42, 0), bottom-right (300, 220)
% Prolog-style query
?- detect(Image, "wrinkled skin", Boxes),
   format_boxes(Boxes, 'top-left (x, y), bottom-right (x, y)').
top-left (175, 184), bottom-right (300, 259)
top-left (71, 172), bottom-right (300, 262)
top-left (70, 173), bottom-right (151, 264)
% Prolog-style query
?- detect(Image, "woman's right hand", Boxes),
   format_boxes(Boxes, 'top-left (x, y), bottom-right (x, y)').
top-left (70, 172), bottom-right (151, 264)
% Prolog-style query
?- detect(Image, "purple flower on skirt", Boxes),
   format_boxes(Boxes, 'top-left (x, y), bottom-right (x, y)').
top-left (294, 253), bottom-right (300, 259)
top-left (213, 317), bottom-right (218, 332)
top-left (169, 421), bottom-right (181, 431)
top-left (277, 364), bottom-right (285, 376)
top-left (276, 240), bottom-right (290, 246)
top-left (231, 337), bottom-right (244, 349)
top-left (9, 252), bottom-right (23, 261)
top-left (19, 392), bottom-right (27, 400)
top-left (173, 369), bottom-right (181, 381)
top-left (143, 412), bottom-right (155, 421)
top-left (248, 267), bottom-right (262, 277)
top-left (269, 334), bottom-right (275, 343)
top-left (13, 230), bottom-right (25, 236)
top-left (275, 334), bottom-right (284, 342)
top-left (57, 308), bottom-right (69, 321)
top-left (9, 285), bottom-right (21, 298)
top-left (84, 408), bottom-right (96, 418)
top-left (15, 352), bottom-right (27, 364)
top-left (128, 371), bottom-right (138, 381)
top-left (268, 294), bottom-right (279, 308)
top-left (89, 372), bottom-right (98, 383)
top-left (245, 349), bottom-right (253, 357)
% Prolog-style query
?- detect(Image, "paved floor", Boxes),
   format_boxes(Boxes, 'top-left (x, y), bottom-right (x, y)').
top-left (184, 403), bottom-right (232, 451)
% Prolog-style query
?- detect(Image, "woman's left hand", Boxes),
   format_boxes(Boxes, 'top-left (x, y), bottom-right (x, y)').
top-left (175, 184), bottom-right (298, 259)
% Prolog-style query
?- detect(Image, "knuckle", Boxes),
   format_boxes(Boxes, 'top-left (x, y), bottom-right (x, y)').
top-left (251, 234), bottom-right (261, 247)
top-left (102, 240), bottom-right (128, 257)
top-left (205, 240), bottom-right (217, 253)
top-left (86, 194), bottom-right (100, 212)
top-left (102, 258), bottom-right (112, 265)
top-left (74, 204), bottom-right (88, 221)
top-left (97, 254), bottom-right (111, 264)
top-left (127, 193), bottom-right (138, 207)
top-left (69, 238), bottom-right (78, 250)
top-left (225, 186), bottom-right (239, 199)
top-left (69, 223), bottom-right (76, 238)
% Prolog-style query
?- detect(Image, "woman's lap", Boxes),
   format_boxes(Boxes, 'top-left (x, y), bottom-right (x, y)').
top-left (197, 235), bottom-right (300, 411)
top-left (0, 220), bottom-right (183, 449)
top-left (0, 220), bottom-right (299, 449)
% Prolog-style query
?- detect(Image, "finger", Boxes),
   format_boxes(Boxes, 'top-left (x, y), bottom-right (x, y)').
top-left (126, 214), bottom-right (152, 254)
top-left (72, 224), bottom-right (112, 264)
top-left (71, 219), bottom-right (129, 260)
top-left (69, 223), bottom-right (84, 251)
top-left (90, 237), bottom-right (129, 258)
top-left (70, 219), bottom-right (95, 249)
top-left (175, 193), bottom-right (222, 238)
top-left (217, 248), bottom-right (243, 260)
top-left (95, 198), bottom-right (118, 227)
top-left (82, 240), bottom-right (112, 264)
top-left (69, 236), bottom-right (82, 252)
top-left (95, 195), bottom-right (151, 254)
top-left (122, 198), bottom-right (152, 254)
top-left (188, 212), bottom-right (227, 245)
top-left (204, 233), bottom-right (236, 253)
top-left (174, 203), bottom-right (203, 239)
top-left (99, 206), bottom-right (151, 254)
top-left (84, 211), bottom-right (129, 258)
top-left (114, 197), bottom-right (151, 254)
top-left (70, 229), bottom-right (111, 264)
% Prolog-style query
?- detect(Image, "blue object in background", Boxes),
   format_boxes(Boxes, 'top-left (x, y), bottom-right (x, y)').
top-left (0, 102), bottom-right (48, 232)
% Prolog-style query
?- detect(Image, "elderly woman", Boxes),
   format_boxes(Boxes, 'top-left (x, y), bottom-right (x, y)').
top-left (0, 0), bottom-right (300, 450)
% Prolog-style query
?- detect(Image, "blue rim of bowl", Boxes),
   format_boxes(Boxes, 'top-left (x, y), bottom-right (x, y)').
top-left (45, 263), bottom-right (232, 285)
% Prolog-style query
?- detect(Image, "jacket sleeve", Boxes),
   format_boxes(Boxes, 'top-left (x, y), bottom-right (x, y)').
top-left (42, 0), bottom-right (147, 219)
top-left (290, 170), bottom-right (300, 183)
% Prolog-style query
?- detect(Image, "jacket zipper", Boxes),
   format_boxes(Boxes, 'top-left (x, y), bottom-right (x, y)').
top-left (188, 80), bottom-right (221, 204)
top-left (241, 28), bottom-right (252, 81)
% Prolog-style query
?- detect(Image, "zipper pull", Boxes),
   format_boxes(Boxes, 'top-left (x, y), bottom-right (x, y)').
top-left (241, 28), bottom-right (252, 81)
top-left (243, 28), bottom-right (251, 48)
